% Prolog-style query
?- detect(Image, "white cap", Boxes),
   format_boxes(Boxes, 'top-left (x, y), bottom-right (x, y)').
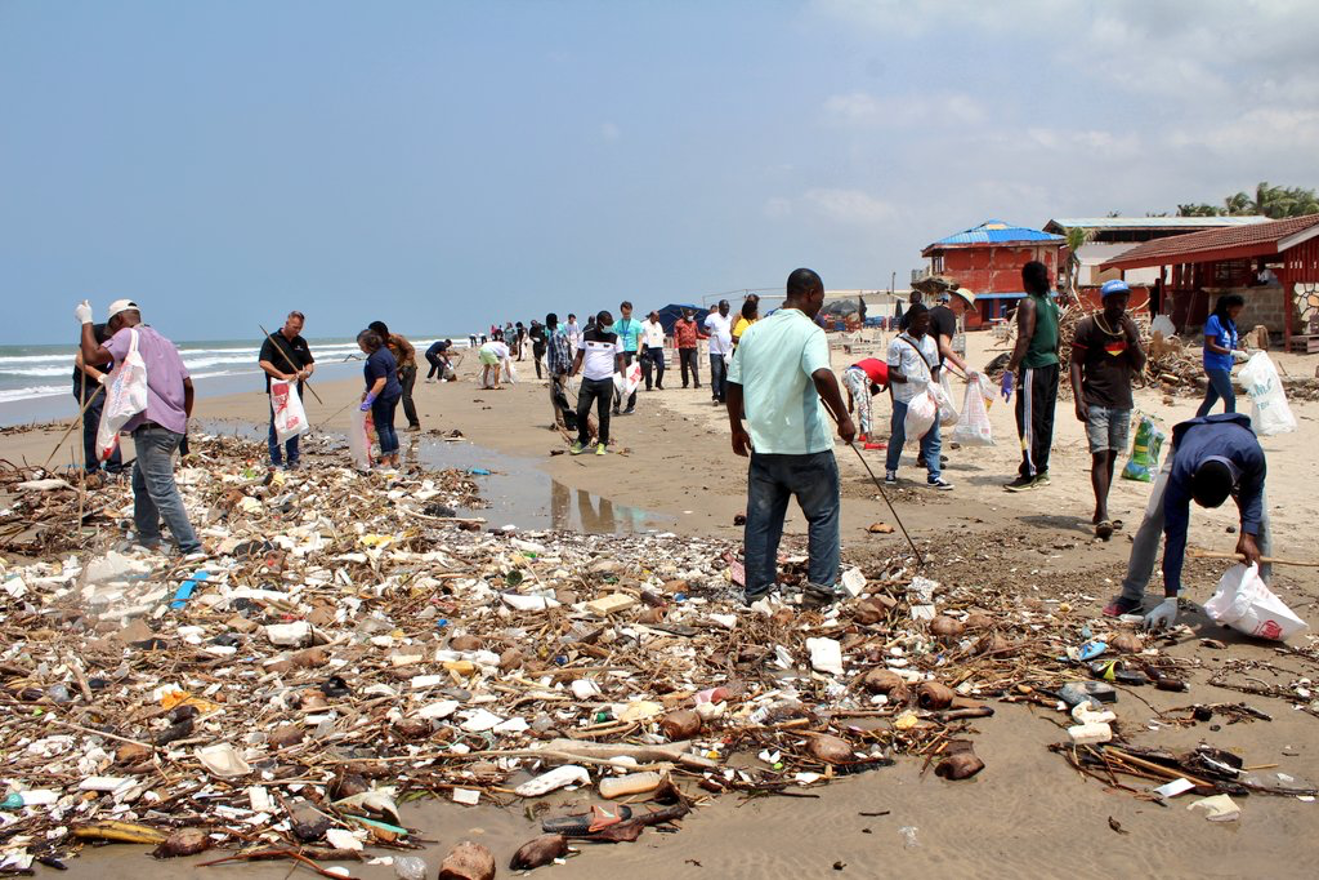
top-left (107, 299), bottom-right (139, 321)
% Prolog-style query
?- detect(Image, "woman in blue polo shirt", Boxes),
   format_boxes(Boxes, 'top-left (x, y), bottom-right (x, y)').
top-left (1196, 294), bottom-right (1245, 417)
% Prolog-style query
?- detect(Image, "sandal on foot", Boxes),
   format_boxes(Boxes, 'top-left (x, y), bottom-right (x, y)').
top-left (1095, 520), bottom-right (1114, 541)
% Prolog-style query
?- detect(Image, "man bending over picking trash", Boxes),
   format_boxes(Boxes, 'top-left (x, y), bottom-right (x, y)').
top-left (1103, 413), bottom-right (1268, 630)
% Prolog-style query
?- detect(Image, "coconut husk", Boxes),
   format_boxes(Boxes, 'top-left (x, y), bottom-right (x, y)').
top-left (510, 834), bottom-right (568, 870)
top-left (439, 841), bottom-right (496, 880)
top-left (807, 734), bottom-right (853, 764)
top-left (917, 682), bottom-right (955, 710)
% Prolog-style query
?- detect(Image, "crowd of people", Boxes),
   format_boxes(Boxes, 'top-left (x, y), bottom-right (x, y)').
top-left (69, 266), bottom-right (1271, 632)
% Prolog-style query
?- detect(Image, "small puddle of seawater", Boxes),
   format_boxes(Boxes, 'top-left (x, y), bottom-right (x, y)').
top-left (192, 421), bottom-right (670, 534)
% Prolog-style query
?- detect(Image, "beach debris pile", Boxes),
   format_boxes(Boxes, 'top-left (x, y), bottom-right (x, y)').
top-left (0, 434), bottom-right (1315, 876)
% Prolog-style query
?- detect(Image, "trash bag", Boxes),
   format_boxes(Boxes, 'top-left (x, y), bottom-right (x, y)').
top-left (1203, 563), bottom-right (1306, 641)
top-left (937, 373), bottom-right (959, 427)
top-left (952, 373), bottom-right (994, 446)
top-left (270, 381), bottom-right (310, 445)
top-left (347, 405), bottom-right (374, 471)
top-left (613, 359), bottom-right (643, 399)
top-left (96, 328), bottom-right (149, 462)
top-left (1238, 352), bottom-right (1297, 436)
top-left (1121, 414), bottom-right (1165, 482)
top-left (903, 388), bottom-right (938, 442)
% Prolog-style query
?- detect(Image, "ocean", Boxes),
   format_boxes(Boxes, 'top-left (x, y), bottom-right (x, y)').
top-left (0, 335), bottom-right (470, 427)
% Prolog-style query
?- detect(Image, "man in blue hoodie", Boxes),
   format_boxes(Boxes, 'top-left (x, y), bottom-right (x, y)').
top-left (1103, 413), bottom-right (1268, 629)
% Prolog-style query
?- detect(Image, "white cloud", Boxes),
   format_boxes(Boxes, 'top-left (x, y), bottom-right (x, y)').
top-left (1166, 107), bottom-right (1320, 158)
top-left (803, 188), bottom-right (894, 224)
top-left (763, 197), bottom-right (793, 219)
top-left (823, 90), bottom-right (985, 128)
top-left (600, 122), bottom-right (621, 141)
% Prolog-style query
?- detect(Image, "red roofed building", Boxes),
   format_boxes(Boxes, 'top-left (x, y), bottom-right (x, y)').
top-left (1104, 214), bottom-right (1318, 350)
top-left (919, 220), bottom-right (1065, 328)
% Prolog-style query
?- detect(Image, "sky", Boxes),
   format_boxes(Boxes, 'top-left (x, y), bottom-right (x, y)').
top-left (2, 0), bottom-right (1317, 344)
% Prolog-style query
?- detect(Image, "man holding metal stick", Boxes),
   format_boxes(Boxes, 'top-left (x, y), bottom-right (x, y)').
top-left (727, 268), bottom-right (855, 608)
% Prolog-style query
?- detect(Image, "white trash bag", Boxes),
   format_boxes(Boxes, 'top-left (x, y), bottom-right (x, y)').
top-left (347, 405), bottom-right (374, 471)
top-left (952, 373), bottom-right (995, 446)
top-left (270, 381), bottom-right (310, 445)
top-left (936, 373), bottom-right (959, 427)
top-left (95, 328), bottom-right (149, 462)
top-left (1237, 352), bottom-right (1297, 436)
top-left (1203, 563), bottom-right (1306, 642)
top-left (902, 387), bottom-right (938, 442)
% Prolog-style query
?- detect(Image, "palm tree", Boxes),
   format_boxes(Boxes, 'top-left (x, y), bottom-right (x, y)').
top-left (1063, 226), bottom-right (1093, 308)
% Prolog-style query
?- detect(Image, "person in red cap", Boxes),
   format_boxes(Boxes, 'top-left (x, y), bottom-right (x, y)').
top-left (841, 357), bottom-right (888, 450)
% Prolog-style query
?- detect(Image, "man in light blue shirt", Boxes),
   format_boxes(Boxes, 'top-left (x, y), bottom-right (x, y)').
top-left (727, 268), bottom-right (856, 606)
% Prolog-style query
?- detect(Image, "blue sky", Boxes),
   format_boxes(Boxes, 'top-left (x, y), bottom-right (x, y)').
top-left (3, 0), bottom-right (1317, 344)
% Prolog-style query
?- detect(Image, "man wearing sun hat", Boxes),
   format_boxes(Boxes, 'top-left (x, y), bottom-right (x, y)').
top-left (76, 298), bottom-right (202, 556)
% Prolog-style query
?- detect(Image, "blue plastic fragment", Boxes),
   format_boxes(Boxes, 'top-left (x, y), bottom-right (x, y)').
top-left (171, 570), bottom-right (209, 610)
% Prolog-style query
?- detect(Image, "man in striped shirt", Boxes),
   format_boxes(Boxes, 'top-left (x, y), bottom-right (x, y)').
top-left (544, 313), bottom-right (577, 432)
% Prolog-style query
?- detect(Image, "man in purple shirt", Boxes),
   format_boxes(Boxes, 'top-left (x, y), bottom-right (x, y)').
top-left (77, 298), bottom-right (202, 555)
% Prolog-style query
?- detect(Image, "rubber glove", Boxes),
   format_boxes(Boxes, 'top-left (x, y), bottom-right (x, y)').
top-left (999, 370), bottom-right (1015, 402)
top-left (360, 391), bottom-right (378, 412)
top-left (1232, 349), bottom-right (1249, 362)
top-left (1143, 597), bottom-right (1177, 631)
top-left (96, 372), bottom-right (108, 385)
top-left (75, 300), bottom-right (94, 325)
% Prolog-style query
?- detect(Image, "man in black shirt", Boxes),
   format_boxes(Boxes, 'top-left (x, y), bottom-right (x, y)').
top-left (529, 320), bottom-right (547, 379)
top-left (72, 322), bottom-right (123, 479)
top-left (1069, 280), bottom-right (1146, 539)
top-left (258, 311), bottom-right (315, 470)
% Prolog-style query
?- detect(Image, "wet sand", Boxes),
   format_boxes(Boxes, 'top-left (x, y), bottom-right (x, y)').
top-left (9, 332), bottom-right (1319, 879)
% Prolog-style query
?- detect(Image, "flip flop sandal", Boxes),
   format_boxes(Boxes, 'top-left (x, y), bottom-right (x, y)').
top-left (1095, 520), bottom-right (1115, 541)
top-left (542, 804), bottom-right (632, 835)
top-left (1111, 519), bottom-right (1124, 530)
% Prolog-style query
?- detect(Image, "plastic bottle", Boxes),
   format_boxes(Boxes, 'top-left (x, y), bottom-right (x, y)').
top-left (599, 772), bottom-right (662, 799)
top-left (392, 856), bottom-right (427, 880)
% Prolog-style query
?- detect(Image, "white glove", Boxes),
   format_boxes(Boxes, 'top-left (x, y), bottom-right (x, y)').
top-left (96, 372), bottom-right (108, 386)
top-left (75, 300), bottom-right (94, 325)
top-left (1232, 349), bottom-right (1249, 362)
top-left (1143, 597), bottom-right (1178, 631)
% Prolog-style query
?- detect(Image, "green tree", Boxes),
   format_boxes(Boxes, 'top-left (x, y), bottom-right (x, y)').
top-left (1177, 203), bottom-right (1223, 217)
top-left (1063, 226), bottom-right (1093, 305)
top-left (1223, 182), bottom-right (1319, 218)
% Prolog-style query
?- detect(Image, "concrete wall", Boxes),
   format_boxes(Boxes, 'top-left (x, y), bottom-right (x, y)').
top-left (1198, 285), bottom-right (1296, 336)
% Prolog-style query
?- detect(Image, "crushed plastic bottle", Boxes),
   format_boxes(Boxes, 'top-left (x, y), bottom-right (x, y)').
top-left (899, 826), bottom-right (920, 849)
top-left (392, 855), bottom-right (428, 880)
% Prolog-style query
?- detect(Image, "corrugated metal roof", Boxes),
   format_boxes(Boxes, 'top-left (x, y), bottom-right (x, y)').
top-left (1046, 216), bottom-right (1272, 232)
top-left (1103, 214), bottom-right (1318, 270)
top-left (925, 220), bottom-right (1063, 251)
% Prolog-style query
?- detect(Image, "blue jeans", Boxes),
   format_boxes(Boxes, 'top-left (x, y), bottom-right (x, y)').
top-left (74, 387), bottom-right (123, 474)
top-left (885, 398), bottom-right (941, 479)
top-left (131, 426), bottom-right (201, 553)
top-left (267, 400), bottom-right (301, 467)
top-left (371, 394), bottom-right (400, 456)
top-left (744, 450), bottom-right (841, 598)
top-left (709, 354), bottom-right (728, 402)
top-left (1196, 368), bottom-right (1235, 417)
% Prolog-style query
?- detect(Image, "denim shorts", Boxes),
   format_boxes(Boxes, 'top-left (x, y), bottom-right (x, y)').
top-left (1085, 405), bottom-right (1131, 454)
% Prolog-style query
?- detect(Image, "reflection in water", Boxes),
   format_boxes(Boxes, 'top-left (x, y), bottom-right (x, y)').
top-left (549, 479), bottom-right (656, 534)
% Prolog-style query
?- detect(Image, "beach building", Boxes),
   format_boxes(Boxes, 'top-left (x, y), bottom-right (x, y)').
top-left (918, 220), bottom-right (1065, 329)
top-left (1102, 214), bottom-right (1319, 351)
top-left (1044, 216), bottom-right (1271, 310)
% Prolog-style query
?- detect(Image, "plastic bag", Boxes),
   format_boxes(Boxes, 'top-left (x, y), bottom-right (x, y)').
top-left (1203, 563), bottom-right (1306, 641)
top-left (1121, 414), bottom-right (1165, 482)
top-left (270, 381), bottom-right (309, 444)
top-left (1238, 351), bottom-right (1297, 436)
top-left (95, 329), bottom-right (149, 462)
top-left (347, 406), bottom-right (374, 471)
top-left (903, 388), bottom-right (938, 442)
top-left (613, 359), bottom-right (644, 398)
top-left (952, 373), bottom-right (995, 446)
top-left (937, 373), bottom-right (959, 426)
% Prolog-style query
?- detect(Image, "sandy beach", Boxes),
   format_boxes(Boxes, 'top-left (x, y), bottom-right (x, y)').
top-left (2, 328), bottom-right (1317, 879)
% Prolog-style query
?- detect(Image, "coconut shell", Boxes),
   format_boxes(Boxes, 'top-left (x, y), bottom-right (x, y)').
top-left (929, 616), bottom-right (965, 640)
top-left (916, 682), bottom-right (954, 710)
top-left (498, 648), bottom-right (524, 671)
top-left (1110, 632), bottom-right (1143, 654)
top-left (659, 709), bottom-right (702, 740)
top-left (862, 668), bottom-right (906, 695)
top-left (151, 827), bottom-right (210, 858)
top-left (510, 834), bottom-right (568, 871)
top-left (638, 607), bottom-right (665, 625)
top-left (853, 598), bottom-right (887, 625)
top-left (268, 724), bottom-right (304, 749)
top-left (963, 613), bottom-right (994, 631)
top-left (439, 841), bottom-right (496, 880)
top-left (117, 743), bottom-right (153, 765)
top-left (935, 751), bottom-right (985, 780)
top-left (393, 717), bottom-right (431, 739)
top-left (808, 733), bottom-right (854, 764)
top-left (449, 634), bottom-right (483, 652)
top-left (975, 633), bottom-right (1013, 657)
